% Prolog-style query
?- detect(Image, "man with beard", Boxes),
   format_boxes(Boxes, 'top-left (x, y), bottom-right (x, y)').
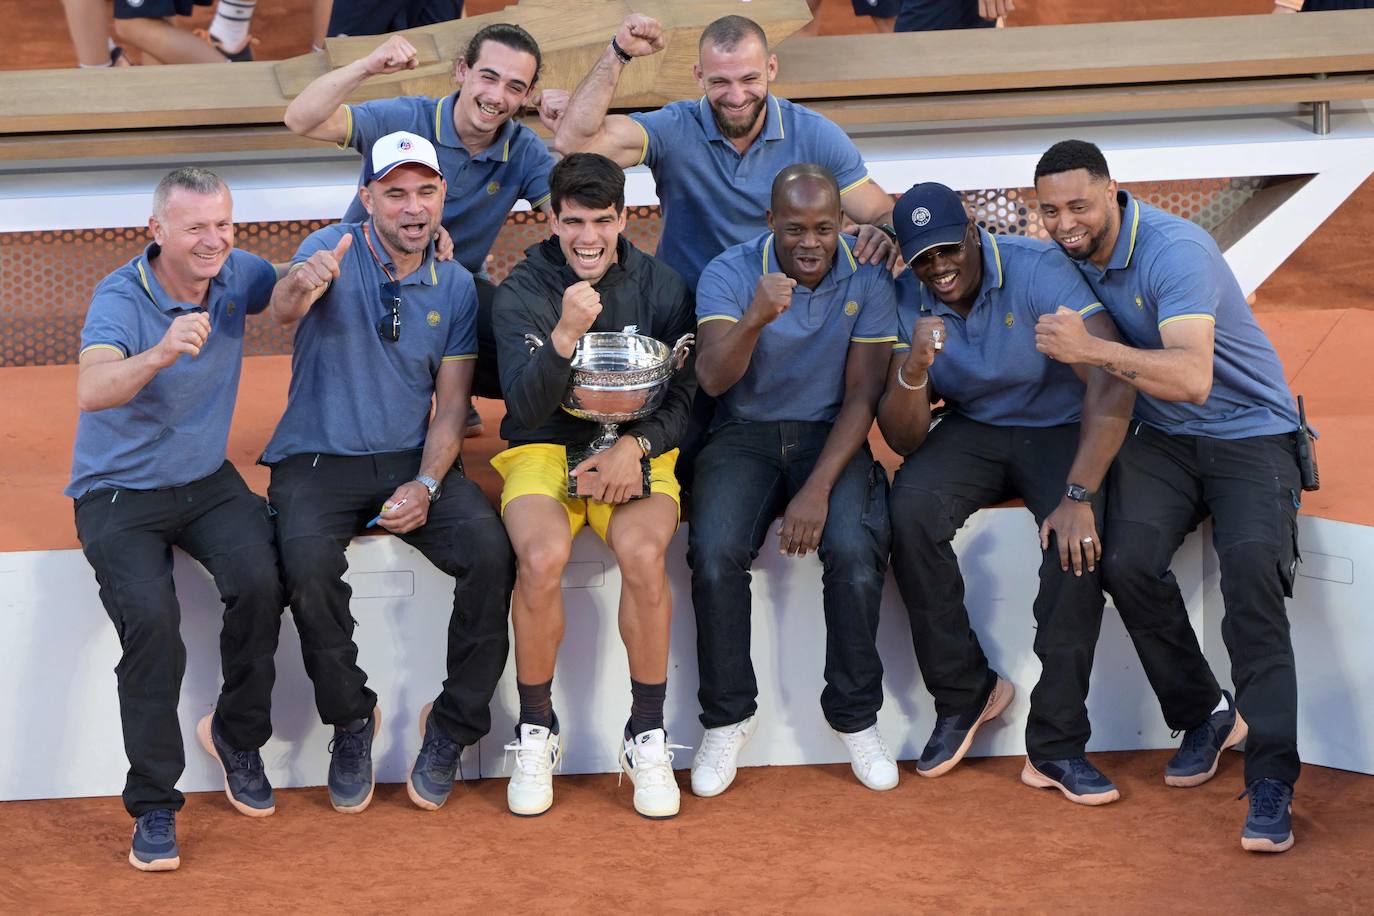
top-left (1033, 139), bottom-right (1303, 853)
top-left (552, 13), bottom-right (898, 291)
top-left (285, 23), bottom-right (563, 431)
top-left (262, 131), bottom-right (515, 815)
top-left (688, 164), bottom-right (898, 797)
top-left (879, 182), bottom-right (1134, 804)
top-left (491, 153), bottom-right (697, 819)
top-left (69, 167), bottom-right (284, 870)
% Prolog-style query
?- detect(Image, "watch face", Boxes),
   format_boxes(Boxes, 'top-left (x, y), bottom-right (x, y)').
top-left (1066, 484), bottom-right (1091, 502)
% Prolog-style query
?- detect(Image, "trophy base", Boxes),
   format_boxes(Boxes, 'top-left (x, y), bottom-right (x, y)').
top-left (566, 444), bottom-right (652, 501)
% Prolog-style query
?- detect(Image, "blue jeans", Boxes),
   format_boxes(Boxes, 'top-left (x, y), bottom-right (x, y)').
top-left (687, 420), bottom-right (891, 732)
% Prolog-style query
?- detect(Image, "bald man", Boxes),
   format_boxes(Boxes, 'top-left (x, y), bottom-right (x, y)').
top-left (687, 164), bottom-right (900, 798)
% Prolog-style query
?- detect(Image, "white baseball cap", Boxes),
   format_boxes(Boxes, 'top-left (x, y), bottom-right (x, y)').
top-left (368, 131), bottom-right (443, 182)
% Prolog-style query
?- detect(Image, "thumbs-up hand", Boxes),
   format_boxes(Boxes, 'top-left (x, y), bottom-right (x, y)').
top-left (293, 231), bottom-right (353, 294)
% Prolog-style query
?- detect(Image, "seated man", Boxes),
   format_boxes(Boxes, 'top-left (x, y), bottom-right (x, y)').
top-left (491, 153), bottom-right (697, 819)
top-left (689, 163), bottom-right (899, 797)
top-left (69, 167), bottom-right (284, 871)
top-left (261, 131), bottom-right (515, 815)
top-left (879, 182), bottom-right (1134, 802)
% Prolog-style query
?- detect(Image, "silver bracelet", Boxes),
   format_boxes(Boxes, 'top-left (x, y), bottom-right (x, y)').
top-left (896, 361), bottom-right (928, 392)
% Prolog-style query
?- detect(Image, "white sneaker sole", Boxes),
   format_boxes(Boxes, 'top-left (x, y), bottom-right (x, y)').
top-left (195, 714), bottom-right (275, 818)
top-left (331, 706), bottom-right (380, 815)
top-left (1165, 711), bottom-right (1249, 788)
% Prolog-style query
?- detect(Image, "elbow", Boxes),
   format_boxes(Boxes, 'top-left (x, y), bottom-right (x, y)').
top-left (282, 103), bottom-right (314, 138)
top-left (551, 131), bottom-right (575, 156)
top-left (1186, 372), bottom-right (1213, 406)
top-left (696, 368), bottom-right (726, 398)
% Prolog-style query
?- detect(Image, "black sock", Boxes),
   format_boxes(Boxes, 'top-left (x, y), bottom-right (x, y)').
top-left (517, 679), bottom-right (555, 730)
top-left (628, 678), bottom-right (667, 736)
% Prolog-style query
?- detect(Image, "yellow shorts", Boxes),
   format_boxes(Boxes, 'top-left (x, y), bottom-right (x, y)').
top-left (490, 442), bottom-right (681, 541)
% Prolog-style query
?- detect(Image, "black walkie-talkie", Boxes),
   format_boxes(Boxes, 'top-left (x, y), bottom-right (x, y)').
top-left (1295, 395), bottom-right (1320, 492)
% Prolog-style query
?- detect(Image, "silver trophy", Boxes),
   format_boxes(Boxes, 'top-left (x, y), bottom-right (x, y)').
top-left (524, 331), bottom-right (694, 497)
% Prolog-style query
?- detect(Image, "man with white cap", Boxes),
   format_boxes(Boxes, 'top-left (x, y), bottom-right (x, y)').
top-left (263, 130), bottom-right (516, 815)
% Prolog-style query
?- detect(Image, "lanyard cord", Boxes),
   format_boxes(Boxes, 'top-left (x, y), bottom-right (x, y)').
top-left (362, 223), bottom-right (397, 283)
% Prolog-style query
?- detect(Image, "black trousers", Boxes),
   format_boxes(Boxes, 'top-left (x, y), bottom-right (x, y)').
top-left (472, 276), bottom-right (503, 402)
top-left (268, 449), bottom-right (514, 746)
top-left (1103, 422), bottom-right (1301, 786)
top-left (74, 461), bottom-right (284, 817)
top-left (888, 414), bottom-right (1107, 759)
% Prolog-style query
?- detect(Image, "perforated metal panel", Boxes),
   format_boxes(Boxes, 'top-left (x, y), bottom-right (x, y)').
top-left (0, 182), bottom-right (1260, 368)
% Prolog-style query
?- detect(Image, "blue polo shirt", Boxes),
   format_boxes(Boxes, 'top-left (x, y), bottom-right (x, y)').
top-left (339, 94), bottom-right (554, 274)
top-left (261, 221), bottom-right (478, 463)
top-left (67, 246), bottom-right (276, 498)
top-left (894, 230), bottom-right (1102, 428)
top-left (1070, 190), bottom-right (1298, 439)
top-left (630, 95), bottom-right (871, 289)
top-left (696, 232), bottom-right (897, 424)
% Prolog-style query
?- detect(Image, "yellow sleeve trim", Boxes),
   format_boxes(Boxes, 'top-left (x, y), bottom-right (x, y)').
top-left (80, 343), bottom-right (126, 358)
top-left (851, 335), bottom-right (898, 344)
top-left (698, 314), bottom-right (739, 325)
top-left (633, 119), bottom-right (650, 168)
top-left (1158, 314), bottom-right (1216, 329)
top-left (443, 354), bottom-right (479, 362)
top-left (1078, 302), bottom-right (1104, 316)
top-left (839, 174), bottom-right (872, 196)
top-left (336, 105), bottom-right (354, 151)
top-left (892, 342), bottom-right (911, 351)
top-left (529, 192), bottom-right (551, 211)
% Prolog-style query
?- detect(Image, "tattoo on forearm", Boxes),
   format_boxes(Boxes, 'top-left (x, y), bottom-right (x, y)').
top-left (1101, 361), bottom-right (1138, 380)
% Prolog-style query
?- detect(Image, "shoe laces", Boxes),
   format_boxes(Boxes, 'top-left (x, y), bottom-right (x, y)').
top-left (328, 725), bottom-right (370, 773)
top-left (504, 732), bottom-right (558, 778)
top-left (225, 746), bottom-right (267, 789)
top-left (845, 728), bottom-right (892, 768)
top-left (698, 723), bottom-right (746, 769)
top-left (1238, 778), bottom-right (1289, 818)
top-left (1177, 720), bottom-right (1217, 756)
top-left (422, 728), bottom-right (463, 776)
top-left (1066, 756), bottom-right (1102, 781)
top-left (623, 741), bottom-right (688, 790)
top-left (139, 809), bottom-right (175, 841)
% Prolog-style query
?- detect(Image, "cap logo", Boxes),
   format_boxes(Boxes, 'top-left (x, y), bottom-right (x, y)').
top-left (427, 310), bottom-right (441, 327)
top-left (844, 300), bottom-right (859, 316)
top-left (913, 207), bottom-right (932, 227)
top-left (398, 138), bottom-right (413, 151)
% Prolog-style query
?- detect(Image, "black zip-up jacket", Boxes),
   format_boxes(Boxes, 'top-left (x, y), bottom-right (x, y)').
top-left (492, 235), bottom-right (697, 455)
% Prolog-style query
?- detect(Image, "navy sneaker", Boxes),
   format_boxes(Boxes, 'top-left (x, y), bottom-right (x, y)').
top-left (465, 402), bottom-right (484, 437)
top-left (916, 674), bottom-right (1015, 778)
top-left (196, 713), bottom-right (275, 817)
top-left (328, 706), bottom-right (379, 814)
top-left (129, 809), bottom-right (180, 872)
top-left (1240, 777), bottom-right (1295, 853)
top-left (408, 702), bottom-right (464, 811)
top-left (1165, 690), bottom-right (1248, 787)
top-left (1021, 756), bottom-right (1121, 806)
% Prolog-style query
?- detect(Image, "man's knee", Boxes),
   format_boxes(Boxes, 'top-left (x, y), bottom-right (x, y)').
top-left (1100, 519), bottom-right (1167, 597)
top-left (111, 578), bottom-right (180, 644)
top-left (687, 524), bottom-right (753, 585)
top-left (278, 535), bottom-right (346, 597)
top-left (888, 484), bottom-right (950, 543)
top-left (219, 543), bottom-right (285, 611)
top-left (515, 535), bottom-right (572, 590)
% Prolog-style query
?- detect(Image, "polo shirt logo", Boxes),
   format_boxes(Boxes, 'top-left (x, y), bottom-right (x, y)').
top-left (1135, 294), bottom-right (1144, 310)
top-left (1004, 312), bottom-right (1015, 328)
top-left (227, 301), bottom-right (236, 316)
top-left (486, 181), bottom-right (500, 195)
top-left (844, 300), bottom-right (859, 316)
top-left (426, 310), bottom-right (441, 327)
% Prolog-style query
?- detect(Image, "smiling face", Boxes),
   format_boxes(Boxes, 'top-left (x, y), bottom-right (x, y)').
top-left (911, 223), bottom-right (982, 306)
top-left (694, 35), bottom-right (777, 141)
top-left (360, 163), bottom-right (446, 258)
top-left (453, 39), bottom-right (538, 139)
top-left (768, 176), bottom-right (840, 289)
top-left (551, 198), bottom-right (625, 282)
top-left (1035, 168), bottom-right (1120, 268)
top-left (149, 186), bottom-right (234, 289)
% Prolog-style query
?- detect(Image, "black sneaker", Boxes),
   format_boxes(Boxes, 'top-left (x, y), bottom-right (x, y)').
top-left (1165, 690), bottom-right (1247, 787)
top-left (465, 402), bottom-right (484, 438)
top-left (196, 713), bottom-right (275, 817)
top-left (1239, 777), bottom-right (1295, 853)
top-left (129, 809), bottom-right (180, 872)
top-left (1021, 756), bottom-right (1121, 806)
top-left (916, 673), bottom-right (1015, 778)
top-left (408, 702), bottom-right (464, 811)
top-left (328, 706), bottom-right (379, 814)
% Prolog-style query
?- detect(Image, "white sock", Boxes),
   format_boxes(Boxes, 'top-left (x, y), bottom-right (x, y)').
top-left (209, 0), bottom-right (256, 51)
top-left (1212, 694), bottom-right (1229, 715)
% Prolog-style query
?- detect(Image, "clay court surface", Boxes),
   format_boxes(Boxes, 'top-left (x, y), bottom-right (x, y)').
top-left (2, 1), bottom-right (1372, 911)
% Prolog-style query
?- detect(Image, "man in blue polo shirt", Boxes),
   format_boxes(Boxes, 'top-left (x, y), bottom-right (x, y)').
top-left (1033, 139), bottom-right (1303, 853)
top-left (262, 131), bottom-right (515, 816)
top-left (553, 13), bottom-right (898, 290)
top-left (879, 182), bottom-right (1135, 805)
top-left (284, 22), bottom-right (562, 425)
top-left (69, 167), bottom-right (284, 871)
top-left (687, 164), bottom-right (898, 798)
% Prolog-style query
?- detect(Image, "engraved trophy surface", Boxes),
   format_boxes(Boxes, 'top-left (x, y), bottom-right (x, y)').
top-left (523, 330), bottom-right (694, 498)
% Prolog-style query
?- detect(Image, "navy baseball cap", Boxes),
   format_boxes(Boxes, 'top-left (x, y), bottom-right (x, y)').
top-left (893, 183), bottom-right (970, 264)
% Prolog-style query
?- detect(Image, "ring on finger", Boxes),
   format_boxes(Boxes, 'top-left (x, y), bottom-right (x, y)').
top-left (1081, 536), bottom-right (1094, 544)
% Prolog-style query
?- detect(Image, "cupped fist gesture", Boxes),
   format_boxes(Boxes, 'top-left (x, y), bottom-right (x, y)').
top-left (552, 281), bottom-right (602, 356)
top-left (907, 315), bottom-right (946, 374)
top-left (615, 14), bottom-right (666, 58)
top-left (154, 312), bottom-right (211, 367)
top-left (534, 89), bottom-right (570, 132)
top-left (293, 232), bottom-right (353, 294)
top-left (364, 35), bottom-right (419, 76)
top-left (747, 273), bottom-right (796, 326)
top-left (1035, 306), bottom-right (1096, 365)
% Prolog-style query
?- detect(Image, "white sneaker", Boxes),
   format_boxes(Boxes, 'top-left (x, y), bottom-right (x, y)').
top-left (619, 728), bottom-right (685, 819)
top-left (691, 715), bottom-right (758, 798)
top-left (505, 723), bottom-right (562, 816)
top-left (836, 725), bottom-right (899, 791)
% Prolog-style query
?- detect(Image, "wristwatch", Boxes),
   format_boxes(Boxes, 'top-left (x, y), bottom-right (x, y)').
top-left (1065, 483), bottom-right (1095, 504)
top-left (633, 434), bottom-right (653, 458)
top-left (415, 474), bottom-right (442, 502)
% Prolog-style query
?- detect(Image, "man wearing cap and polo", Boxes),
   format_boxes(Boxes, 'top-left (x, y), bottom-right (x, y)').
top-left (687, 163), bottom-right (899, 797)
top-left (262, 130), bottom-right (515, 815)
top-left (879, 182), bottom-right (1135, 804)
top-left (69, 166), bottom-right (285, 871)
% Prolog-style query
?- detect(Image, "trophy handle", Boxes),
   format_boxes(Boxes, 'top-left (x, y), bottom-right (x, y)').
top-left (670, 333), bottom-right (695, 371)
top-left (523, 333), bottom-right (545, 355)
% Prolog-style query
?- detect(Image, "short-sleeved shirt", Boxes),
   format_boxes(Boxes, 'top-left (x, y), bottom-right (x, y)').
top-left (696, 232), bottom-right (897, 424)
top-left (894, 230), bottom-right (1102, 428)
top-left (261, 220), bottom-right (478, 463)
top-left (67, 246), bottom-right (276, 497)
top-left (630, 95), bottom-right (871, 289)
top-left (1070, 190), bottom-right (1298, 439)
top-left (339, 94), bottom-right (555, 274)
